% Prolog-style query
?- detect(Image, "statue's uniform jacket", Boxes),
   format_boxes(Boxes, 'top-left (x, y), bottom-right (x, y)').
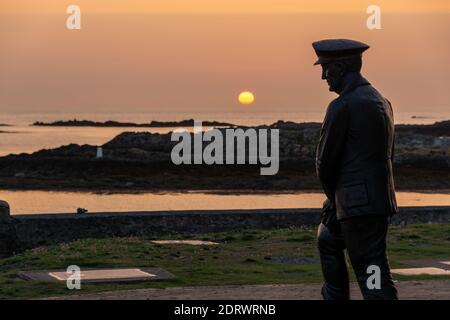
top-left (316, 74), bottom-right (397, 220)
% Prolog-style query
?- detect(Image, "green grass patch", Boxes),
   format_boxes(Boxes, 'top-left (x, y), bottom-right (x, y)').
top-left (0, 223), bottom-right (449, 299)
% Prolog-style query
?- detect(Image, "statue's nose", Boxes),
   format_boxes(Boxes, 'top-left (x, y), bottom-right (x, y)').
top-left (321, 69), bottom-right (327, 80)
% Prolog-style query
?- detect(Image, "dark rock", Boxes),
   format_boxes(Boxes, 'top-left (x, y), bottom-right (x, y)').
top-left (0, 200), bottom-right (19, 258)
top-left (11, 206), bottom-right (450, 251)
top-left (33, 119), bottom-right (236, 128)
top-left (0, 120), bottom-right (448, 191)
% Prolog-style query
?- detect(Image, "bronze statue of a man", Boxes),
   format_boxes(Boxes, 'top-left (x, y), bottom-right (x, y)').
top-left (313, 39), bottom-right (398, 300)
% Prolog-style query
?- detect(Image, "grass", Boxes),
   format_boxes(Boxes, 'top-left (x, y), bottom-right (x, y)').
top-left (0, 223), bottom-right (449, 299)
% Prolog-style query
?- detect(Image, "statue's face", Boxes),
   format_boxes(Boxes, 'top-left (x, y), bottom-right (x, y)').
top-left (321, 62), bottom-right (346, 93)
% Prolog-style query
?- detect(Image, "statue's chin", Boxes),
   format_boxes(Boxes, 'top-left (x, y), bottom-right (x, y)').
top-left (327, 83), bottom-right (339, 93)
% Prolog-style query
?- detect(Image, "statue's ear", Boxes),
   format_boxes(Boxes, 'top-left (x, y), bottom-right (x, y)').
top-left (334, 61), bottom-right (347, 76)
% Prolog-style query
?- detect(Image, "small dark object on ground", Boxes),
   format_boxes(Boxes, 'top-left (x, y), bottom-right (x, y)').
top-left (77, 208), bottom-right (88, 215)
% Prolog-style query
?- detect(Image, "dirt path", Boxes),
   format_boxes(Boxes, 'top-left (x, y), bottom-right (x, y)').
top-left (48, 280), bottom-right (450, 300)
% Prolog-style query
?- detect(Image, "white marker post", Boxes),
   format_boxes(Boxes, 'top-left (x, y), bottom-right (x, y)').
top-left (96, 146), bottom-right (103, 158)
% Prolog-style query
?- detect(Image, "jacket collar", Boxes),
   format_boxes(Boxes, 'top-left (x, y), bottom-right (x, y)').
top-left (340, 72), bottom-right (370, 96)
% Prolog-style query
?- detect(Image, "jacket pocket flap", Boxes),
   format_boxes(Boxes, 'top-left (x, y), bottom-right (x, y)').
top-left (343, 182), bottom-right (369, 208)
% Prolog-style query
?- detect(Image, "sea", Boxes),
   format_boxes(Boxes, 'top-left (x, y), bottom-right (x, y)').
top-left (0, 111), bottom-right (449, 215)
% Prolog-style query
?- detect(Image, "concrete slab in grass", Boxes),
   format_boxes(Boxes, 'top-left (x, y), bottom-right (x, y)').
top-left (151, 240), bottom-right (218, 245)
top-left (401, 259), bottom-right (450, 270)
top-left (18, 267), bottom-right (175, 283)
top-left (391, 267), bottom-right (449, 276)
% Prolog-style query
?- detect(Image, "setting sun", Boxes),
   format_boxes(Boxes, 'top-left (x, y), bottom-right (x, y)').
top-left (238, 91), bottom-right (255, 105)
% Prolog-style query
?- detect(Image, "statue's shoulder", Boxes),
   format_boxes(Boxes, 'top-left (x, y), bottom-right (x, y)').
top-left (326, 96), bottom-right (347, 113)
top-left (324, 97), bottom-right (349, 123)
top-left (346, 84), bottom-right (383, 106)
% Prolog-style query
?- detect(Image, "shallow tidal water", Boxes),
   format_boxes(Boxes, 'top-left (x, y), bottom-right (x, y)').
top-left (1, 190), bottom-right (449, 215)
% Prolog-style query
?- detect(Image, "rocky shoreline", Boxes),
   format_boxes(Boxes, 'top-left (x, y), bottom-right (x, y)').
top-left (32, 119), bottom-right (236, 128)
top-left (0, 120), bottom-right (448, 192)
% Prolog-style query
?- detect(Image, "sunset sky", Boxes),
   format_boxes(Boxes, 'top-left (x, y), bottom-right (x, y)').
top-left (2, 1), bottom-right (450, 14)
top-left (1, 0), bottom-right (449, 116)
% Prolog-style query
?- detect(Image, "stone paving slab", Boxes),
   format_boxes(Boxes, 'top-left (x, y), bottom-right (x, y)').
top-left (151, 240), bottom-right (219, 245)
top-left (46, 280), bottom-right (450, 300)
top-left (401, 259), bottom-right (450, 270)
top-left (391, 267), bottom-right (449, 276)
top-left (19, 267), bottom-right (175, 284)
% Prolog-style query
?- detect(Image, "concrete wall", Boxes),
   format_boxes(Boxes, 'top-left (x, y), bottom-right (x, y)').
top-left (11, 206), bottom-right (450, 251)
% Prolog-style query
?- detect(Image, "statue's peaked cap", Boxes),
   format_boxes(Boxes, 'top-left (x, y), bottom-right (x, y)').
top-left (312, 39), bottom-right (370, 65)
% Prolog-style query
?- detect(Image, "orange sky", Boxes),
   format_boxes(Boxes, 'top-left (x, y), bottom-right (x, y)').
top-left (0, 1), bottom-right (449, 115)
top-left (2, 0), bottom-right (450, 13)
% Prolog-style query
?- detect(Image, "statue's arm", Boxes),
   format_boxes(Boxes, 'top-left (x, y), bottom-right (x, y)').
top-left (386, 99), bottom-right (396, 161)
top-left (316, 103), bottom-right (349, 200)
